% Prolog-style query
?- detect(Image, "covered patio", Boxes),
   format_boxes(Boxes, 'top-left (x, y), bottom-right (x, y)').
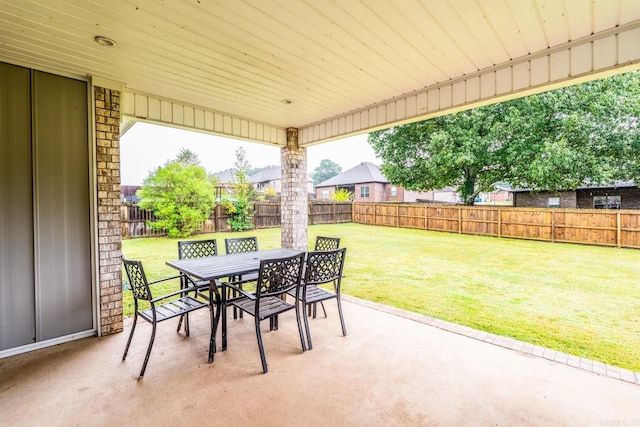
top-left (2, 2), bottom-right (640, 423)
top-left (2, 297), bottom-right (639, 425)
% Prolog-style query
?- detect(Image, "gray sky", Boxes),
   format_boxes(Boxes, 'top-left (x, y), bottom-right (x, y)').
top-left (120, 122), bottom-right (380, 185)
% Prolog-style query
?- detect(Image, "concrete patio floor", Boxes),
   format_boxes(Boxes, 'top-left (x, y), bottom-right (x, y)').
top-left (1, 297), bottom-right (639, 426)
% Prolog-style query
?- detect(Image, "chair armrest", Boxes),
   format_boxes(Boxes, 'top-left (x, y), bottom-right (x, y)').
top-left (147, 274), bottom-right (184, 286)
top-left (149, 285), bottom-right (202, 304)
top-left (222, 281), bottom-right (256, 300)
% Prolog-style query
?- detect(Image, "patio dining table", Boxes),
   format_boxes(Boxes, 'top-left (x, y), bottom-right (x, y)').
top-left (166, 248), bottom-right (302, 352)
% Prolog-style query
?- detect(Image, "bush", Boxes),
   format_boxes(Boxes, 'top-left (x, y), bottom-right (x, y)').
top-left (137, 152), bottom-right (216, 238)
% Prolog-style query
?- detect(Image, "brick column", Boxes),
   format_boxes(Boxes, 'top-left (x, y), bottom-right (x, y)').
top-left (95, 87), bottom-right (123, 335)
top-left (281, 128), bottom-right (308, 251)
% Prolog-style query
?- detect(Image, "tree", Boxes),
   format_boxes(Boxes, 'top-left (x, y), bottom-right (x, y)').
top-left (369, 108), bottom-right (508, 205)
top-left (369, 72), bottom-right (640, 205)
top-left (498, 74), bottom-right (640, 190)
top-left (137, 149), bottom-right (216, 238)
top-left (174, 148), bottom-right (201, 166)
top-left (222, 147), bottom-right (256, 231)
top-left (312, 159), bottom-right (342, 185)
top-left (332, 188), bottom-right (353, 201)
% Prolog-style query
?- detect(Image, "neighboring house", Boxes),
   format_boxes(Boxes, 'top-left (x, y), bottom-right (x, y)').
top-left (212, 168), bottom-right (238, 184)
top-left (314, 162), bottom-right (431, 202)
top-left (121, 185), bottom-right (141, 203)
top-left (476, 183), bottom-right (513, 205)
top-left (211, 168), bottom-right (239, 201)
top-left (249, 165), bottom-right (314, 194)
top-left (511, 181), bottom-right (640, 209)
top-left (426, 187), bottom-right (464, 204)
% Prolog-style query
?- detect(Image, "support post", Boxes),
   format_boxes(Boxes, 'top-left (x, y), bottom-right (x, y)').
top-left (280, 128), bottom-right (308, 251)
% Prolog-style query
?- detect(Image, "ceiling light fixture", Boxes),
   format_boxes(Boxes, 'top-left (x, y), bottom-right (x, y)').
top-left (281, 99), bottom-right (293, 105)
top-left (94, 36), bottom-right (117, 47)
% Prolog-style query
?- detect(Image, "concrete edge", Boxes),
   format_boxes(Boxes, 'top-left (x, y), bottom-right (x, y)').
top-left (341, 295), bottom-right (640, 386)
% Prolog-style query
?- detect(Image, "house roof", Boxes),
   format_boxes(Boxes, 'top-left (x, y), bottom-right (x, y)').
top-left (248, 166), bottom-right (313, 184)
top-left (213, 168), bottom-right (237, 184)
top-left (249, 166), bottom-right (280, 183)
top-left (316, 162), bottom-right (388, 187)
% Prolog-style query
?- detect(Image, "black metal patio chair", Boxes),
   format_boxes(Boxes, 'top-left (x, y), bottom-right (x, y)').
top-left (176, 239), bottom-right (218, 332)
top-left (179, 239), bottom-right (218, 260)
top-left (223, 252), bottom-right (306, 373)
top-left (224, 237), bottom-right (259, 319)
top-left (225, 236), bottom-right (259, 254)
top-left (121, 256), bottom-right (216, 379)
top-left (291, 248), bottom-right (347, 350)
top-left (310, 236), bottom-right (341, 318)
top-left (314, 236), bottom-right (340, 251)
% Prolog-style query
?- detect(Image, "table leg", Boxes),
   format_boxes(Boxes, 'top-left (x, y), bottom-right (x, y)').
top-left (220, 281), bottom-right (228, 351)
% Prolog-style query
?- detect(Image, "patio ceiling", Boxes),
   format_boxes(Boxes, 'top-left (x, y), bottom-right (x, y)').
top-left (1, 1), bottom-right (640, 146)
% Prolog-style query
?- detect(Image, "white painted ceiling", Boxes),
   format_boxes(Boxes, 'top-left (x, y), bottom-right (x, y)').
top-left (1, 0), bottom-right (640, 134)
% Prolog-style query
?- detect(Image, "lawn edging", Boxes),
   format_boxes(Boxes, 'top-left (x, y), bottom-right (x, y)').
top-left (342, 294), bottom-right (640, 386)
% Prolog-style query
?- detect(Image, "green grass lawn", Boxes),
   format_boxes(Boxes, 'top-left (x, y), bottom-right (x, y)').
top-left (121, 223), bottom-right (640, 372)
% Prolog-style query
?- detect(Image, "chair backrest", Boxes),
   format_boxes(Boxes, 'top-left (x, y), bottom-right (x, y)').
top-left (122, 257), bottom-right (152, 301)
top-left (225, 237), bottom-right (258, 254)
top-left (304, 247), bottom-right (347, 287)
top-left (178, 239), bottom-right (218, 259)
top-left (314, 236), bottom-right (340, 251)
top-left (256, 252), bottom-right (305, 298)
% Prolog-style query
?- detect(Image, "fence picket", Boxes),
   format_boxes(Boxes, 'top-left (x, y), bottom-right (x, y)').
top-left (121, 201), bottom-right (353, 238)
top-left (351, 202), bottom-right (640, 249)
top-left (122, 201), bottom-right (640, 249)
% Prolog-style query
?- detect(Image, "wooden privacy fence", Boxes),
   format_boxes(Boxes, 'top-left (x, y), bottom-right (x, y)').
top-left (352, 203), bottom-right (640, 249)
top-left (122, 201), bottom-right (353, 238)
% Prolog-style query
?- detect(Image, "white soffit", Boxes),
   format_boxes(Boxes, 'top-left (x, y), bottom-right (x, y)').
top-left (298, 22), bottom-right (640, 146)
top-left (1, 0), bottom-right (639, 146)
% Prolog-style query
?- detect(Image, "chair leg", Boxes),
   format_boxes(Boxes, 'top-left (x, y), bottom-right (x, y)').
top-left (295, 303), bottom-right (307, 352)
top-left (176, 314), bottom-right (185, 333)
top-left (122, 313), bottom-right (138, 361)
top-left (208, 299), bottom-right (218, 363)
top-left (232, 287), bottom-right (238, 320)
top-left (177, 275), bottom-right (188, 332)
top-left (139, 321), bottom-right (157, 379)
top-left (302, 301), bottom-right (313, 350)
top-left (255, 317), bottom-right (268, 373)
top-left (320, 301), bottom-right (327, 318)
top-left (336, 295), bottom-right (347, 336)
top-left (176, 312), bottom-right (190, 335)
top-left (185, 312), bottom-right (190, 337)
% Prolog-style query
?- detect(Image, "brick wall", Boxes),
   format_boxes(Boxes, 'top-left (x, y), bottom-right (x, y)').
top-left (576, 187), bottom-right (640, 209)
top-left (95, 87), bottom-right (123, 335)
top-left (354, 182), bottom-right (386, 202)
top-left (515, 188), bottom-right (640, 209)
top-left (513, 191), bottom-right (577, 208)
top-left (316, 186), bottom-right (335, 199)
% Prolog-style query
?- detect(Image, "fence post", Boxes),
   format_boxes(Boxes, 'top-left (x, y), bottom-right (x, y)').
top-left (551, 211), bottom-right (555, 243)
top-left (396, 204), bottom-right (399, 227)
top-left (424, 205), bottom-right (428, 230)
top-left (458, 207), bottom-right (462, 234)
top-left (498, 208), bottom-right (502, 238)
top-left (333, 202), bottom-right (336, 224)
top-left (373, 203), bottom-right (377, 225)
top-left (617, 211), bottom-right (621, 248)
